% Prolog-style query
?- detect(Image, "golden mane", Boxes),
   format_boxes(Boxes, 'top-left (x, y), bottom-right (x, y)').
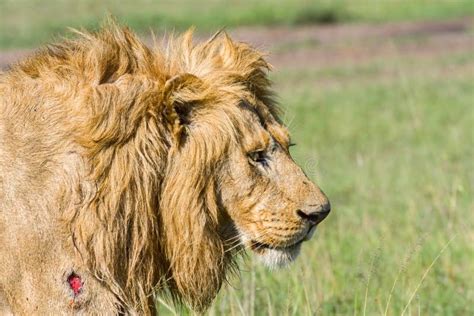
top-left (4, 21), bottom-right (277, 313)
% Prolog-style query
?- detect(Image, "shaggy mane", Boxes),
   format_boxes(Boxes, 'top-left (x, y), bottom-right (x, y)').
top-left (6, 21), bottom-right (279, 313)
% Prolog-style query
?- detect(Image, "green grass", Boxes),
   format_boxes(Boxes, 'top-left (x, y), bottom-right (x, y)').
top-left (157, 35), bottom-right (474, 315)
top-left (1, 0), bottom-right (473, 48)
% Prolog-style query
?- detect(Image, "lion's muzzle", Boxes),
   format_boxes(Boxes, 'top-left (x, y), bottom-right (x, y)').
top-left (296, 200), bottom-right (331, 226)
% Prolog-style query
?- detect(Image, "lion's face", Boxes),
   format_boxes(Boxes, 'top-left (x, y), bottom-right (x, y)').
top-left (219, 105), bottom-right (330, 268)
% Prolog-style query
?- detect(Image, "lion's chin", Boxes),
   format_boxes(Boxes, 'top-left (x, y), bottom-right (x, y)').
top-left (253, 243), bottom-right (302, 269)
top-left (240, 232), bottom-right (309, 269)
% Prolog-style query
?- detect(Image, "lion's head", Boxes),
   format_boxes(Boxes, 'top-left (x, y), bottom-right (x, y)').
top-left (10, 22), bottom-right (330, 313)
top-left (161, 73), bottom-right (330, 267)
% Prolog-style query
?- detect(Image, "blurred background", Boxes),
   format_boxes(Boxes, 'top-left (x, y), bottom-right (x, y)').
top-left (1, 0), bottom-right (472, 315)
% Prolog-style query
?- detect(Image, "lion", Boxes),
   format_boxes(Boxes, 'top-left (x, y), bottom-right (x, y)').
top-left (0, 21), bottom-right (330, 315)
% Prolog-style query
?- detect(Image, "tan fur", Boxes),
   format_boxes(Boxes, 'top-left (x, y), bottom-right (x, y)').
top-left (0, 21), bottom-right (329, 314)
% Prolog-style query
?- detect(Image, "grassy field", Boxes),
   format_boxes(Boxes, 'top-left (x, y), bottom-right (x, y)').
top-left (1, 0), bottom-right (474, 48)
top-left (1, 1), bottom-right (473, 315)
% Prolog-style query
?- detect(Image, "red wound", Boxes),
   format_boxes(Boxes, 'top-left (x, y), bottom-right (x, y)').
top-left (67, 273), bottom-right (82, 296)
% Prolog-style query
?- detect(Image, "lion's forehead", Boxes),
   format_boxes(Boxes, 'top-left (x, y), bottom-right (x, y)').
top-left (227, 103), bottom-right (289, 150)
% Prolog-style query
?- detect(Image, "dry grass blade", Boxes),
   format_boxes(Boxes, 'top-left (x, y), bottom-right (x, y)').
top-left (401, 235), bottom-right (456, 316)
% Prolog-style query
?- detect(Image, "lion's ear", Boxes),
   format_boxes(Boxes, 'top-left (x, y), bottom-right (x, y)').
top-left (162, 73), bottom-right (203, 144)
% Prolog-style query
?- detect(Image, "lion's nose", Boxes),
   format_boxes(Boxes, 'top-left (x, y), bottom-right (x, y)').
top-left (296, 202), bottom-right (331, 225)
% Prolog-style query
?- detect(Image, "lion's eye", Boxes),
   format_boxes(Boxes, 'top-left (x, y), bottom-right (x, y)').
top-left (248, 150), bottom-right (267, 165)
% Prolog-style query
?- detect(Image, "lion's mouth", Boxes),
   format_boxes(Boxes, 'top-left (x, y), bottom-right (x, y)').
top-left (240, 226), bottom-right (318, 268)
top-left (249, 225), bottom-right (316, 253)
top-left (250, 238), bottom-right (304, 253)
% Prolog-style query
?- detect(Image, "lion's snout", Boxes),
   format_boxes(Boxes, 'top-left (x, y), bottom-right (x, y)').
top-left (296, 200), bottom-right (331, 226)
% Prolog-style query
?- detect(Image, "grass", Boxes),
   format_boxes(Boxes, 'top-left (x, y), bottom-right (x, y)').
top-left (1, 0), bottom-right (473, 48)
top-left (157, 28), bottom-right (473, 315)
